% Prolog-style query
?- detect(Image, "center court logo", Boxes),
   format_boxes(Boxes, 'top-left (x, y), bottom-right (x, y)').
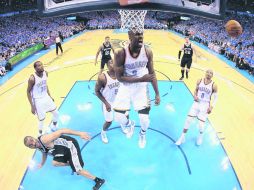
top-left (111, 39), bottom-right (151, 48)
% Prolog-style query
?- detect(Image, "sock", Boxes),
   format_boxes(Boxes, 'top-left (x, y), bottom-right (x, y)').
top-left (181, 70), bottom-right (184, 77)
top-left (140, 129), bottom-right (146, 135)
top-left (94, 177), bottom-right (101, 182)
top-left (186, 71), bottom-right (189, 78)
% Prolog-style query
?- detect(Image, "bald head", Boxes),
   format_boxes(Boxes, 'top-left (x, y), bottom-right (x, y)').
top-left (205, 69), bottom-right (213, 80)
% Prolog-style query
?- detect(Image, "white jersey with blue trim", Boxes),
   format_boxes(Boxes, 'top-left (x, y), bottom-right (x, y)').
top-left (101, 71), bottom-right (120, 103)
top-left (124, 45), bottom-right (149, 78)
top-left (197, 78), bottom-right (214, 103)
top-left (31, 71), bottom-right (48, 99)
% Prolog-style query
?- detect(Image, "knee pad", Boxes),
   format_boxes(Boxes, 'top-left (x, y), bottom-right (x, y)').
top-left (51, 110), bottom-right (59, 123)
top-left (139, 114), bottom-right (150, 131)
top-left (138, 107), bottom-right (150, 115)
top-left (114, 111), bottom-right (128, 126)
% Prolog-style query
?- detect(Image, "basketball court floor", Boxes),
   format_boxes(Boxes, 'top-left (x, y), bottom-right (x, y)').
top-left (0, 30), bottom-right (253, 190)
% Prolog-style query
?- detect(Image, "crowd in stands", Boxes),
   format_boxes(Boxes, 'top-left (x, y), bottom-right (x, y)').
top-left (0, 0), bottom-right (37, 14)
top-left (172, 12), bottom-right (254, 76)
top-left (0, 6), bottom-right (253, 77)
top-left (85, 11), bottom-right (167, 30)
top-left (0, 12), bottom-right (85, 71)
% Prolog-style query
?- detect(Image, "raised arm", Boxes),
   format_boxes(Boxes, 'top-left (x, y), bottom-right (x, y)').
top-left (145, 46), bottom-right (160, 105)
top-left (41, 128), bottom-right (91, 145)
top-left (27, 75), bottom-right (35, 114)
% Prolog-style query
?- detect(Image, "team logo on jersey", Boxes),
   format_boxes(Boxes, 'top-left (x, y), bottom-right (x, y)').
top-left (111, 39), bottom-right (151, 48)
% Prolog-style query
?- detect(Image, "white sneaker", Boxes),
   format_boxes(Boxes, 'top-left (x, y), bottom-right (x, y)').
top-left (38, 130), bottom-right (43, 136)
top-left (196, 134), bottom-right (203, 146)
top-left (175, 135), bottom-right (185, 146)
top-left (126, 120), bottom-right (135, 139)
top-left (139, 134), bottom-right (146, 148)
top-left (101, 131), bottom-right (109, 144)
top-left (50, 123), bottom-right (58, 132)
top-left (120, 125), bottom-right (129, 134)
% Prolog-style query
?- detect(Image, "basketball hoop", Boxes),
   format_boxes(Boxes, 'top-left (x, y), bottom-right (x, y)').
top-left (118, 9), bottom-right (147, 33)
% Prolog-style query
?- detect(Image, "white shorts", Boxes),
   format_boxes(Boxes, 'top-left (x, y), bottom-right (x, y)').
top-left (34, 95), bottom-right (57, 121)
top-left (113, 82), bottom-right (150, 111)
top-left (188, 101), bottom-right (210, 122)
top-left (102, 102), bottom-right (114, 122)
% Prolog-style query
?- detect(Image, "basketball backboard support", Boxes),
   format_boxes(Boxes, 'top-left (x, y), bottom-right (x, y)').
top-left (37, 0), bottom-right (225, 19)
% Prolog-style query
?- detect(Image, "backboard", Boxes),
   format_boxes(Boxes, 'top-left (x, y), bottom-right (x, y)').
top-left (37, 0), bottom-right (225, 19)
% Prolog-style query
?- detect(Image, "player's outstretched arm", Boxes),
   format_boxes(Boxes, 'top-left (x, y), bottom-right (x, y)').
top-left (41, 128), bottom-right (91, 144)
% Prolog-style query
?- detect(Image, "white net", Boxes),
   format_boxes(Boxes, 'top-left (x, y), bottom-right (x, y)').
top-left (118, 9), bottom-right (147, 33)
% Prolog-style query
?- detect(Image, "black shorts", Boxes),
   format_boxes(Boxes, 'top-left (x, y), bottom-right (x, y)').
top-left (101, 58), bottom-right (111, 69)
top-left (53, 136), bottom-right (84, 172)
top-left (181, 57), bottom-right (192, 69)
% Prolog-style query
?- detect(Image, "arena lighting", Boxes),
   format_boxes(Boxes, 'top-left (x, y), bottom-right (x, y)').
top-left (52, 0), bottom-right (65, 3)
top-left (180, 16), bottom-right (190, 20)
top-left (67, 16), bottom-right (76, 20)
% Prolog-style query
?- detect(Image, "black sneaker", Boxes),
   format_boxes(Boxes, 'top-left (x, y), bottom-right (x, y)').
top-left (93, 178), bottom-right (105, 190)
top-left (179, 77), bottom-right (184, 80)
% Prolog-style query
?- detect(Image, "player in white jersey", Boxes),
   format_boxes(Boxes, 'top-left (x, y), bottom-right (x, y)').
top-left (95, 59), bottom-right (124, 143)
top-left (113, 29), bottom-right (160, 148)
top-left (175, 69), bottom-right (218, 146)
top-left (27, 61), bottom-right (59, 135)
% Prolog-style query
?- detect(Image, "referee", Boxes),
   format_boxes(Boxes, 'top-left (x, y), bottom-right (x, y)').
top-left (56, 31), bottom-right (64, 55)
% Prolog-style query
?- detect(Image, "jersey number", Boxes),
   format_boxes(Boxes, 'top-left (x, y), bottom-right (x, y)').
top-left (115, 89), bottom-right (118, 95)
top-left (40, 86), bottom-right (47, 93)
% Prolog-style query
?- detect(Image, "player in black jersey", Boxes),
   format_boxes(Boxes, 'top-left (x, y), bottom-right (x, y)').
top-left (95, 36), bottom-right (114, 73)
top-left (178, 37), bottom-right (198, 80)
top-left (24, 128), bottom-right (105, 190)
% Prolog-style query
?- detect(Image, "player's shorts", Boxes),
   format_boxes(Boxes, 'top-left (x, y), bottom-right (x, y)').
top-left (113, 82), bottom-right (150, 111)
top-left (53, 136), bottom-right (84, 173)
top-left (102, 101), bottom-right (114, 122)
top-left (101, 58), bottom-right (111, 69)
top-left (34, 95), bottom-right (57, 121)
top-left (188, 101), bottom-right (210, 122)
top-left (181, 57), bottom-right (192, 69)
